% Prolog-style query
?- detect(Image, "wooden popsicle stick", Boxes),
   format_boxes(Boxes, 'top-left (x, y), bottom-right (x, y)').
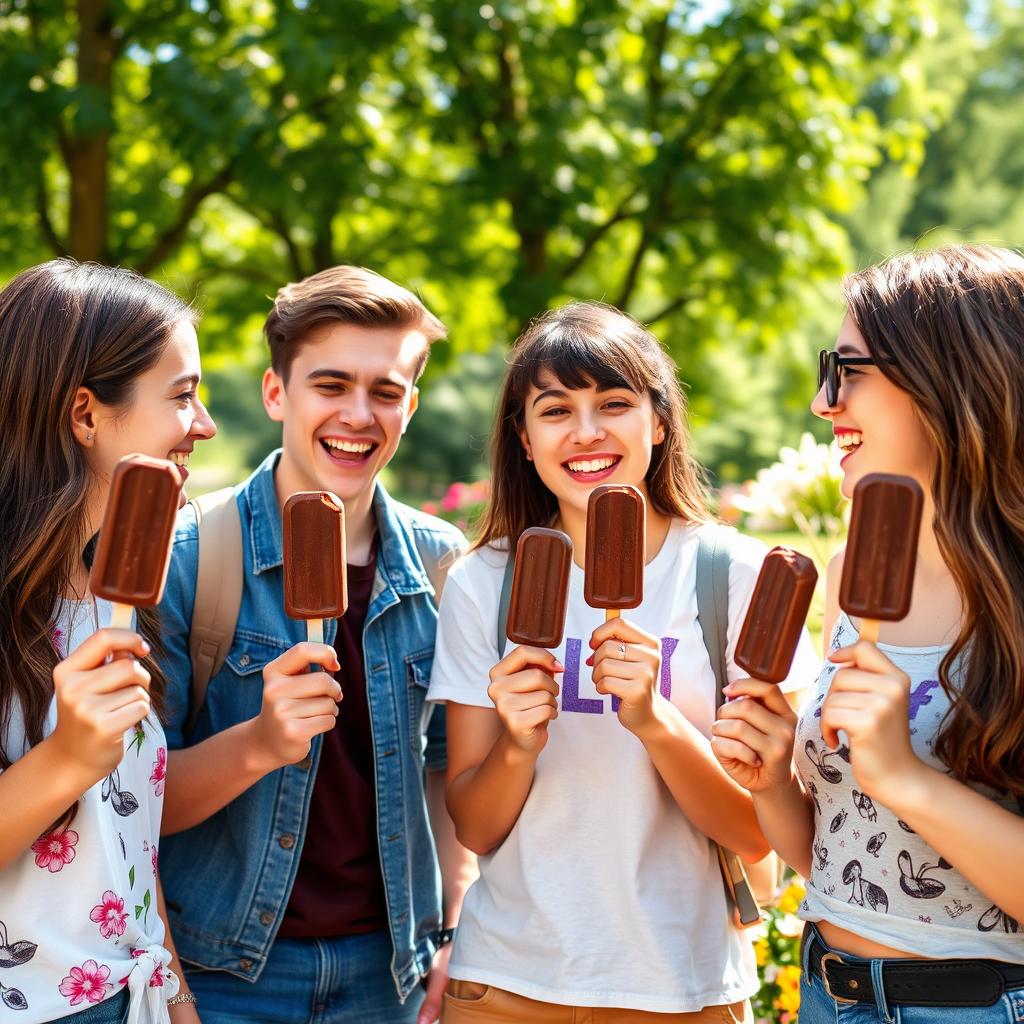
top-left (605, 608), bottom-right (621, 622)
top-left (716, 845), bottom-right (762, 928)
top-left (307, 618), bottom-right (324, 645)
top-left (859, 618), bottom-right (880, 643)
top-left (109, 602), bottom-right (135, 662)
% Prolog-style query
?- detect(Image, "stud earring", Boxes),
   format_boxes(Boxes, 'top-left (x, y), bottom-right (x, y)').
top-left (86, 433), bottom-right (93, 441)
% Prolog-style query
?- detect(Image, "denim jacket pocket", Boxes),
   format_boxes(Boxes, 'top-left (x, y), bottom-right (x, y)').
top-left (208, 632), bottom-right (292, 728)
top-left (405, 647), bottom-right (435, 750)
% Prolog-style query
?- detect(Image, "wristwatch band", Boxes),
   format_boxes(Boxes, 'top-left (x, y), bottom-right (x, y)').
top-left (438, 926), bottom-right (457, 948)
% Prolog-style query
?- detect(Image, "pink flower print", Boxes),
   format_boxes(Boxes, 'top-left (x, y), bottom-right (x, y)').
top-left (149, 966), bottom-right (164, 988)
top-left (51, 625), bottom-right (65, 656)
top-left (151, 845), bottom-right (159, 877)
top-left (58, 960), bottom-right (113, 1006)
top-left (89, 890), bottom-right (128, 939)
top-left (31, 828), bottom-right (79, 873)
top-left (149, 747), bottom-right (166, 797)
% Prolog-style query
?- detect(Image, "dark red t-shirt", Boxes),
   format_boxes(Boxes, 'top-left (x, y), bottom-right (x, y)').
top-left (279, 550), bottom-right (387, 938)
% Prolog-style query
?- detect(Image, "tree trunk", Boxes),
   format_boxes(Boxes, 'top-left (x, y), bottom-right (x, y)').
top-left (65, 0), bottom-right (114, 262)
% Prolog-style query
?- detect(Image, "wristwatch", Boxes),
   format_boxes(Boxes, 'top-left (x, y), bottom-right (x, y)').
top-left (437, 926), bottom-right (457, 948)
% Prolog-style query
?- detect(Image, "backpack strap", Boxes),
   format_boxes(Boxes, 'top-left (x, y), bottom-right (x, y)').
top-left (413, 532), bottom-right (463, 609)
top-left (187, 487), bottom-right (244, 735)
top-left (695, 524), bottom-right (763, 928)
top-left (496, 551), bottom-right (515, 660)
top-left (695, 526), bottom-right (732, 710)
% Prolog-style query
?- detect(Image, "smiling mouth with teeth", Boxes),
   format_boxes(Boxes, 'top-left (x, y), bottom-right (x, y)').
top-left (564, 455), bottom-right (621, 474)
top-left (322, 438), bottom-right (375, 458)
top-left (169, 451), bottom-right (189, 468)
top-left (836, 431), bottom-right (863, 453)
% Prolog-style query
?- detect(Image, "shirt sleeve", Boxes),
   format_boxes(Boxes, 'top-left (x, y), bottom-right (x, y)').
top-left (426, 550), bottom-right (504, 709)
top-left (157, 506), bottom-right (201, 750)
top-left (723, 531), bottom-right (822, 694)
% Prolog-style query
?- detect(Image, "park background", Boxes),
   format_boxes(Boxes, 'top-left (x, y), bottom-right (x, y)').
top-left (3, 1), bottom-right (1023, 1019)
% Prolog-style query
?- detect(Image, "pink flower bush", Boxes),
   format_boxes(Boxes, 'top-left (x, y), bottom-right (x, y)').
top-left (59, 960), bottom-right (113, 1006)
top-left (31, 828), bottom-right (79, 873)
top-left (89, 891), bottom-right (128, 940)
top-left (149, 747), bottom-right (166, 797)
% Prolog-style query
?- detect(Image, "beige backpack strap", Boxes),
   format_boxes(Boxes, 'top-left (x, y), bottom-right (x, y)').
top-left (186, 487), bottom-right (243, 734)
top-left (413, 532), bottom-right (462, 608)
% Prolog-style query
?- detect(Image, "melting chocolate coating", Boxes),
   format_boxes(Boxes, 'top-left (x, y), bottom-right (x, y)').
top-left (283, 491), bottom-right (348, 620)
top-left (735, 546), bottom-right (818, 684)
top-left (840, 473), bottom-right (924, 622)
top-left (89, 454), bottom-right (182, 607)
top-left (507, 527), bottom-right (573, 648)
top-left (584, 484), bottom-right (645, 610)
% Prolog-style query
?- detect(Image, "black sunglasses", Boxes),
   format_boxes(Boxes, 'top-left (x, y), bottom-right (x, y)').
top-left (817, 349), bottom-right (878, 408)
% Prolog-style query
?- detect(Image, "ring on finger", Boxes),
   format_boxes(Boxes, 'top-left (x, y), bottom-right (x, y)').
top-left (617, 641), bottom-right (627, 660)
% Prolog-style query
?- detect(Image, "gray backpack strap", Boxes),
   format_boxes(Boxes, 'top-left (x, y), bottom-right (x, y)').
top-left (695, 524), bottom-right (762, 928)
top-left (496, 551), bottom-right (515, 661)
top-left (187, 487), bottom-right (244, 734)
top-left (695, 525), bottom-right (731, 710)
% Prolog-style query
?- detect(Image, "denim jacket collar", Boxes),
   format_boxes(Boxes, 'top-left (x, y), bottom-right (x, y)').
top-left (243, 449), bottom-right (432, 597)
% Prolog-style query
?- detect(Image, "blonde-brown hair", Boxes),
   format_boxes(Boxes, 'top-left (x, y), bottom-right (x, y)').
top-left (264, 265), bottom-right (447, 382)
top-left (844, 244), bottom-right (1024, 797)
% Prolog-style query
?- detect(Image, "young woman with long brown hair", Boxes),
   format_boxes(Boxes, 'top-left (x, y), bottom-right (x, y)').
top-left (427, 302), bottom-right (817, 1022)
top-left (711, 245), bottom-right (1024, 1023)
top-left (0, 260), bottom-right (216, 1024)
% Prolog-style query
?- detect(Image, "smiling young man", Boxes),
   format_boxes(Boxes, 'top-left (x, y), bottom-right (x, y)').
top-left (154, 266), bottom-right (474, 1024)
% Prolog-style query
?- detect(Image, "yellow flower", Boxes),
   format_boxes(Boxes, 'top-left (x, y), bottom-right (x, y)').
top-left (776, 882), bottom-right (806, 915)
top-left (754, 938), bottom-right (770, 967)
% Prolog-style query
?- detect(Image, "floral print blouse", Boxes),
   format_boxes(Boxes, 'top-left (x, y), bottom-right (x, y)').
top-left (0, 599), bottom-right (179, 1023)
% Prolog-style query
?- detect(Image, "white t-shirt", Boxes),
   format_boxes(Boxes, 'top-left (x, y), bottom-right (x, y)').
top-left (428, 519), bottom-right (820, 1012)
top-left (0, 599), bottom-right (177, 1023)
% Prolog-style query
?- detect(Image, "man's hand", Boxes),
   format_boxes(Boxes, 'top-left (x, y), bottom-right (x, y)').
top-left (251, 642), bottom-right (342, 769)
top-left (417, 942), bottom-right (452, 1024)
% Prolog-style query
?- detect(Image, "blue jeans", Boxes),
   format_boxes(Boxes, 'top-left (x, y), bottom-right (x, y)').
top-left (55, 990), bottom-right (129, 1024)
top-left (186, 929), bottom-right (423, 1024)
top-left (799, 925), bottom-right (1024, 1024)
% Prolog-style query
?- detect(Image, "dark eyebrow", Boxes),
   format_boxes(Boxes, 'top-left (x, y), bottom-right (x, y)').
top-left (170, 373), bottom-right (200, 390)
top-left (532, 387), bottom-right (569, 408)
top-left (836, 344), bottom-right (867, 356)
top-left (306, 368), bottom-right (406, 388)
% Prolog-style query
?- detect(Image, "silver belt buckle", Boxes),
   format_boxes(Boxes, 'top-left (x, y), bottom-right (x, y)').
top-left (820, 950), bottom-right (859, 1005)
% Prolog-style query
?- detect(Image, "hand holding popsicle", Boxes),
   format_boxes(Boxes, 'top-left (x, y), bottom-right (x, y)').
top-left (586, 617), bottom-right (663, 735)
top-left (49, 628), bottom-right (154, 784)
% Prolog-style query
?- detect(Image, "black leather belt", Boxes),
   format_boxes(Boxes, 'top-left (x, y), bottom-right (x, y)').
top-left (807, 931), bottom-right (1024, 1007)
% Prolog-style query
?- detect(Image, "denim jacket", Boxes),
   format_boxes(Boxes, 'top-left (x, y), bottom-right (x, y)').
top-left (157, 451), bottom-right (465, 1000)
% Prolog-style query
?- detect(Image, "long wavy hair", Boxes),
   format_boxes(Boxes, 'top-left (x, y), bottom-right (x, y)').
top-left (0, 260), bottom-right (195, 771)
top-left (474, 302), bottom-right (710, 551)
top-left (843, 244), bottom-right (1024, 797)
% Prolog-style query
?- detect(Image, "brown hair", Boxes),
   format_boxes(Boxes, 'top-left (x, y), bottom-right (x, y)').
top-left (0, 260), bottom-right (192, 771)
top-left (474, 302), bottom-right (711, 551)
top-left (843, 244), bottom-right (1024, 797)
top-left (264, 265), bottom-right (447, 382)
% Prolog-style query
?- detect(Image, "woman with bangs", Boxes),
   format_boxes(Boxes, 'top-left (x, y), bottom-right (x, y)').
top-left (711, 245), bottom-right (1024, 1023)
top-left (427, 302), bottom-right (818, 1022)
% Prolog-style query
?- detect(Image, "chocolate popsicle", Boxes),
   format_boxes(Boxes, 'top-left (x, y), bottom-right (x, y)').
top-left (90, 453), bottom-right (183, 631)
top-left (506, 527), bottom-right (573, 648)
top-left (735, 547), bottom-right (818, 684)
top-left (584, 484), bottom-right (645, 621)
top-left (283, 491), bottom-right (348, 645)
top-left (839, 473), bottom-right (924, 643)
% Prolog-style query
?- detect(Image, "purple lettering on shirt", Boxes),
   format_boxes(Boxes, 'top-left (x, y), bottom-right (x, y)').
top-left (908, 679), bottom-right (941, 721)
top-left (561, 637), bottom-right (603, 714)
top-left (660, 637), bottom-right (679, 699)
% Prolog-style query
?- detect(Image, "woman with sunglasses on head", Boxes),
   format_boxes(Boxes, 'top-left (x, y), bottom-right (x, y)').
top-left (0, 260), bottom-right (216, 1024)
top-left (426, 302), bottom-right (817, 1023)
top-left (712, 245), bottom-right (1024, 1022)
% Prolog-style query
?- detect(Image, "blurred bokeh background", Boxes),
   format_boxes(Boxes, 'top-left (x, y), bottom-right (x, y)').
top-left (3, 0), bottom-right (1022, 509)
